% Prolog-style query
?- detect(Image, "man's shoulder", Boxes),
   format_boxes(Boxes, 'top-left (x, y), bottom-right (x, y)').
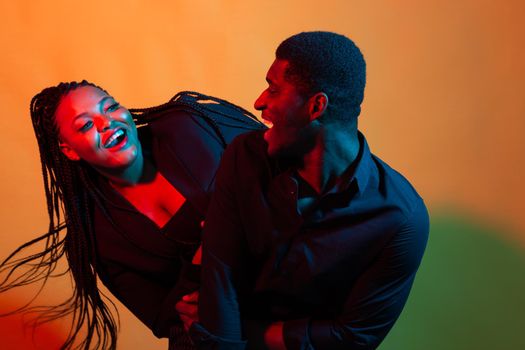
top-left (364, 153), bottom-right (429, 252)
top-left (370, 153), bottom-right (427, 219)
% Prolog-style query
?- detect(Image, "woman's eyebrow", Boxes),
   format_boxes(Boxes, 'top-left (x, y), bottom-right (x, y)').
top-left (72, 96), bottom-right (114, 121)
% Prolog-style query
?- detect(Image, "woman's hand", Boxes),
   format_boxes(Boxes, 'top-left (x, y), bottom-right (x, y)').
top-left (175, 291), bottom-right (199, 331)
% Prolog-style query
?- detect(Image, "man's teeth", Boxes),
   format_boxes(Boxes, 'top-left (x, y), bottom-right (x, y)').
top-left (105, 129), bottom-right (125, 148)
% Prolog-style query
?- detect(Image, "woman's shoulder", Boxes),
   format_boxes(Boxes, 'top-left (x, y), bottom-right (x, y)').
top-left (147, 108), bottom-right (262, 147)
top-left (146, 109), bottom-right (206, 137)
top-left (217, 130), bottom-right (272, 181)
top-left (225, 129), bottom-right (268, 160)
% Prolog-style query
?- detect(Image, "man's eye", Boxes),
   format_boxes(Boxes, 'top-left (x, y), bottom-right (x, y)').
top-left (107, 103), bottom-right (120, 112)
top-left (79, 121), bottom-right (94, 132)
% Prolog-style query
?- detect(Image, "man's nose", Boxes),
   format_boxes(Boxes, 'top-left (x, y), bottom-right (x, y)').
top-left (254, 91), bottom-right (266, 111)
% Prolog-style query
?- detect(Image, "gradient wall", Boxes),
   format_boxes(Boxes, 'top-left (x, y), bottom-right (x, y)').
top-left (1, 1), bottom-right (524, 349)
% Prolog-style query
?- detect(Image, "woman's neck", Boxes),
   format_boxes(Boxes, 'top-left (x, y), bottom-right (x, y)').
top-left (98, 150), bottom-right (156, 187)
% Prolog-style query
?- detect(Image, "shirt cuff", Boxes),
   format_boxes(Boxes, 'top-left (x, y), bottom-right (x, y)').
top-left (283, 318), bottom-right (314, 350)
top-left (189, 322), bottom-right (247, 350)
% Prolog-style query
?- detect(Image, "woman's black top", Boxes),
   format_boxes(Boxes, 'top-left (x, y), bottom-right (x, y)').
top-left (91, 107), bottom-right (264, 338)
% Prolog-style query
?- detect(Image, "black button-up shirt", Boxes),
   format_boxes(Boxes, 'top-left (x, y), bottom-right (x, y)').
top-left (195, 130), bottom-right (429, 349)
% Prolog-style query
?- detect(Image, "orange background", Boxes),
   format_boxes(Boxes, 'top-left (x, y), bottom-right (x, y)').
top-left (1, 1), bottom-right (524, 348)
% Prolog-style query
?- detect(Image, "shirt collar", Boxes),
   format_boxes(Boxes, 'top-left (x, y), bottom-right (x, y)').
top-left (310, 131), bottom-right (373, 197)
top-left (273, 130), bottom-right (374, 198)
top-left (349, 131), bottom-right (373, 196)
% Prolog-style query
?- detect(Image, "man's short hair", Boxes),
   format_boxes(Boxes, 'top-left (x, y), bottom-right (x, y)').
top-left (276, 31), bottom-right (366, 122)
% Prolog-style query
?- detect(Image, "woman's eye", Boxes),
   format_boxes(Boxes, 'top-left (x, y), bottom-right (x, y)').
top-left (107, 103), bottom-right (120, 112)
top-left (79, 121), bottom-right (94, 132)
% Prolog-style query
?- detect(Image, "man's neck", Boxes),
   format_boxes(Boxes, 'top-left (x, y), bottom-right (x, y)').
top-left (296, 125), bottom-right (360, 194)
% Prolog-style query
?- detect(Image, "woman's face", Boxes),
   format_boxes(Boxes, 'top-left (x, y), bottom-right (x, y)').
top-left (55, 85), bottom-right (141, 171)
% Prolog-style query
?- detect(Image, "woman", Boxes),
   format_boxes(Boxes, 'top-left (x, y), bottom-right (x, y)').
top-left (0, 81), bottom-right (264, 349)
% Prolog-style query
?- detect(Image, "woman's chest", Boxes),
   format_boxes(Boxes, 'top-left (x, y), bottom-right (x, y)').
top-left (116, 172), bottom-right (186, 228)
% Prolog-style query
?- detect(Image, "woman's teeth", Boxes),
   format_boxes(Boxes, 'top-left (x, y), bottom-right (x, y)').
top-left (105, 129), bottom-right (125, 148)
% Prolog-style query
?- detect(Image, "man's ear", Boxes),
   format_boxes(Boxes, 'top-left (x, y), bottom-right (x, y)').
top-left (308, 92), bottom-right (328, 121)
top-left (59, 142), bottom-right (81, 161)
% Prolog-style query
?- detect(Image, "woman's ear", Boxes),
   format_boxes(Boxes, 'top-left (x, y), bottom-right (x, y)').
top-left (59, 142), bottom-right (81, 161)
top-left (308, 92), bottom-right (328, 121)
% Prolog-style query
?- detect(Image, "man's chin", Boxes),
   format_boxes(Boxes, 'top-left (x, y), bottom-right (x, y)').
top-left (263, 128), bottom-right (310, 158)
top-left (263, 128), bottom-right (272, 143)
top-left (265, 139), bottom-right (294, 158)
top-left (263, 129), bottom-right (281, 157)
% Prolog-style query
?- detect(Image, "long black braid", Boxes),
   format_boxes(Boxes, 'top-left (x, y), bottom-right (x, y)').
top-left (131, 90), bottom-right (262, 147)
top-left (0, 80), bottom-right (262, 349)
top-left (0, 80), bottom-right (120, 350)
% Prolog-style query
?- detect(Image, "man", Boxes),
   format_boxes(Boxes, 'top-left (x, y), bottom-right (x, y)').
top-left (189, 31), bottom-right (429, 349)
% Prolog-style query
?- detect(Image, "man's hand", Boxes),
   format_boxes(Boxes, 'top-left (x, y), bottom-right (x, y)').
top-left (175, 291), bottom-right (199, 331)
top-left (243, 320), bottom-right (286, 350)
top-left (264, 321), bottom-right (286, 350)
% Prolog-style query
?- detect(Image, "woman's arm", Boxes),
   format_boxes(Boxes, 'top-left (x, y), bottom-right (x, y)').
top-left (97, 256), bottom-right (200, 338)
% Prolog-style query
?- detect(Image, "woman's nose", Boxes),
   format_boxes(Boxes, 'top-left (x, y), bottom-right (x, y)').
top-left (95, 115), bottom-right (113, 132)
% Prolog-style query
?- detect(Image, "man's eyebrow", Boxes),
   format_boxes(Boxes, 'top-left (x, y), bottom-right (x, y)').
top-left (266, 77), bottom-right (274, 85)
top-left (72, 96), bottom-right (113, 121)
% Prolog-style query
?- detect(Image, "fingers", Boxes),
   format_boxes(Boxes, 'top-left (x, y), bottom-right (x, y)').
top-left (192, 245), bottom-right (202, 264)
top-left (176, 291), bottom-right (200, 332)
top-left (176, 297), bottom-right (199, 332)
top-left (179, 314), bottom-right (194, 332)
top-left (182, 290), bottom-right (199, 303)
top-left (175, 299), bottom-right (197, 316)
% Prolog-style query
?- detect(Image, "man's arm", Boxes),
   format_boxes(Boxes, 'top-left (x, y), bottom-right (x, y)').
top-left (238, 200), bottom-right (429, 350)
top-left (241, 320), bottom-right (286, 350)
top-left (194, 134), bottom-right (429, 349)
top-left (192, 138), bottom-right (250, 349)
top-left (273, 201), bottom-right (429, 350)
top-left (97, 257), bottom-right (200, 338)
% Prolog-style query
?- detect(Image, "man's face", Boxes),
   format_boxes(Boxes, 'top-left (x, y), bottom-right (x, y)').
top-left (55, 85), bottom-right (141, 171)
top-left (254, 59), bottom-right (313, 157)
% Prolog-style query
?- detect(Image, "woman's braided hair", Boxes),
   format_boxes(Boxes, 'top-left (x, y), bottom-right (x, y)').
top-left (0, 80), bottom-right (260, 349)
